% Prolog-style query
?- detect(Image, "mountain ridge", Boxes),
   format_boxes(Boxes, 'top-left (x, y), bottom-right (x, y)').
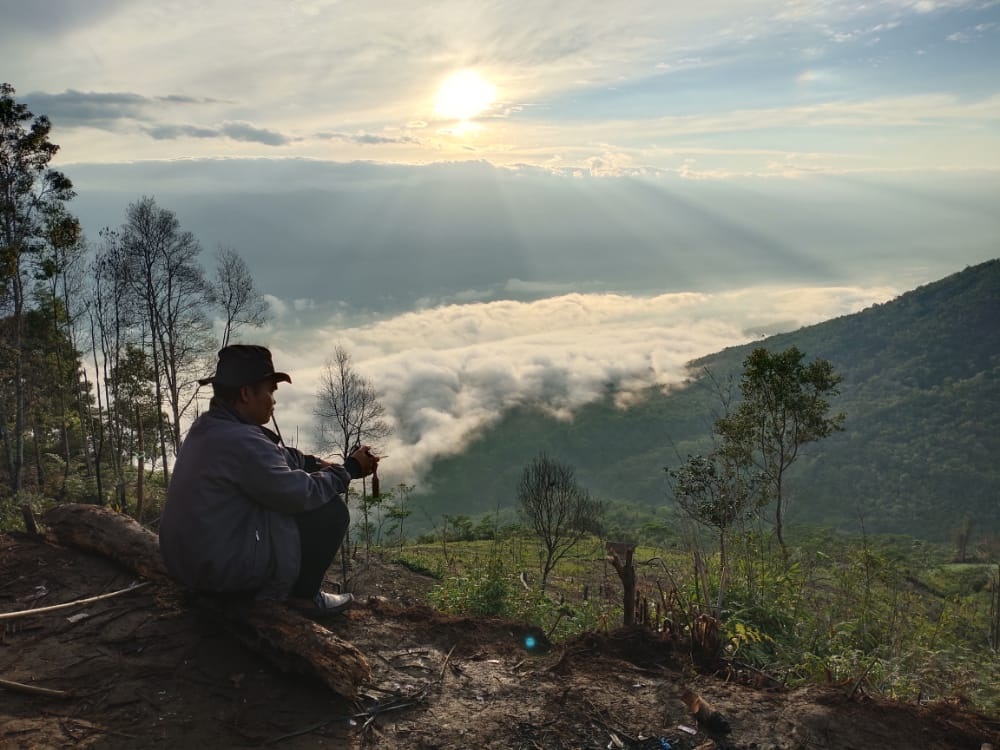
top-left (416, 259), bottom-right (1000, 541)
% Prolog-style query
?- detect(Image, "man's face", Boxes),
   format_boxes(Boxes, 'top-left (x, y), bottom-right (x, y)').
top-left (239, 378), bottom-right (278, 425)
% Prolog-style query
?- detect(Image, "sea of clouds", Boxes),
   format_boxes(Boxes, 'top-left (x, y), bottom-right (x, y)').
top-left (248, 283), bottom-right (897, 487)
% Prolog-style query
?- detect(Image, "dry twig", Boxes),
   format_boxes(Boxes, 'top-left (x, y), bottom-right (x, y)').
top-left (0, 581), bottom-right (150, 622)
top-left (439, 643), bottom-right (458, 679)
top-left (0, 676), bottom-right (71, 698)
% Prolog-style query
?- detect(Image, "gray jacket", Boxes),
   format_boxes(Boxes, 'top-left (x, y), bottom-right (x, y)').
top-left (158, 401), bottom-right (352, 600)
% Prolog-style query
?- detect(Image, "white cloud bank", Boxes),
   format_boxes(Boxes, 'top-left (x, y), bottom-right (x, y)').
top-left (253, 284), bottom-right (897, 489)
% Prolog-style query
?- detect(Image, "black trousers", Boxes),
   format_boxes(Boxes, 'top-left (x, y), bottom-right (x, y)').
top-left (290, 498), bottom-right (350, 598)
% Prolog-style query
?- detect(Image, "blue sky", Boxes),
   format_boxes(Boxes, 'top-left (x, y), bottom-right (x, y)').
top-left (2, 0), bottom-right (998, 481)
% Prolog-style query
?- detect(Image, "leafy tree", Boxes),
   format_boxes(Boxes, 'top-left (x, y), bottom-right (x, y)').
top-left (716, 346), bottom-right (844, 553)
top-left (0, 82), bottom-right (77, 493)
top-left (385, 482), bottom-right (414, 550)
top-left (36, 206), bottom-right (88, 485)
top-left (442, 513), bottom-right (474, 542)
top-left (104, 344), bottom-right (159, 510)
top-left (667, 449), bottom-right (759, 609)
top-left (13, 297), bottom-right (84, 494)
top-left (952, 515), bottom-right (973, 563)
top-left (517, 452), bottom-right (604, 591)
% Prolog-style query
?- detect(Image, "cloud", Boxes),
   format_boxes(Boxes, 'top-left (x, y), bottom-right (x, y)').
top-left (19, 90), bottom-right (287, 147)
top-left (144, 121), bottom-right (290, 145)
top-left (219, 122), bottom-right (290, 146)
top-left (947, 20), bottom-right (998, 42)
top-left (146, 124), bottom-right (225, 140)
top-left (650, 93), bottom-right (1000, 137)
top-left (320, 131), bottom-right (421, 145)
top-left (0, 0), bottom-right (127, 35)
top-left (21, 89), bottom-right (222, 127)
top-left (263, 294), bottom-right (288, 317)
top-left (503, 279), bottom-right (600, 296)
top-left (22, 90), bottom-right (150, 127)
top-left (259, 285), bottom-right (900, 489)
top-left (65, 158), bottom-right (1000, 322)
top-left (3, 0), bottom-right (995, 175)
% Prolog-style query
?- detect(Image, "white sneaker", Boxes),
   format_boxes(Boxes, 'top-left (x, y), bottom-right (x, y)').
top-left (312, 591), bottom-right (354, 615)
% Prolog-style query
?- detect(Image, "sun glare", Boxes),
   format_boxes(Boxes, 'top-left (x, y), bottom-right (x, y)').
top-left (434, 70), bottom-right (496, 121)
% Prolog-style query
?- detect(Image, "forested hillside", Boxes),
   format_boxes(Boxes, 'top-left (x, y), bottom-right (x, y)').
top-left (419, 259), bottom-right (1000, 541)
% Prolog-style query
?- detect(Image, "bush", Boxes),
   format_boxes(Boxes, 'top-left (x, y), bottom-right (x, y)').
top-left (429, 556), bottom-right (511, 617)
top-left (0, 491), bottom-right (54, 532)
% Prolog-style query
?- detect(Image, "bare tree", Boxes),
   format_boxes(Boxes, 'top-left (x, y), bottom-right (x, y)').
top-left (314, 344), bottom-right (391, 577)
top-left (314, 345), bottom-right (390, 461)
top-left (518, 452), bottom-right (604, 591)
top-left (89, 228), bottom-right (141, 504)
top-left (210, 245), bottom-right (268, 348)
top-left (120, 196), bottom-right (214, 465)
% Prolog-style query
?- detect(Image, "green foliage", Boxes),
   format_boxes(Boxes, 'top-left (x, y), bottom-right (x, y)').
top-left (508, 588), bottom-right (606, 642)
top-left (710, 531), bottom-right (1000, 715)
top-left (668, 453), bottom-right (755, 534)
top-left (713, 345), bottom-right (844, 551)
top-left (0, 491), bottom-right (46, 531)
top-left (722, 618), bottom-right (774, 663)
top-left (390, 553), bottom-right (444, 579)
top-left (923, 564), bottom-right (995, 596)
top-left (426, 540), bottom-right (609, 640)
top-left (389, 523), bottom-right (1000, 715)
top-left (429, 555), bottom-right (513, 618)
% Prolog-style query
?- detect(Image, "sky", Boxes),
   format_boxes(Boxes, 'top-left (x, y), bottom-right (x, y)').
top-left (3, 0), bottom-right (999, 487)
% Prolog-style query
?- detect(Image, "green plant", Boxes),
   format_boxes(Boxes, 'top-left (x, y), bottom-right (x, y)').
top-left (429, 555), bottom-right (512, 617)
top-left (392, 552), bottom-right (444, 579)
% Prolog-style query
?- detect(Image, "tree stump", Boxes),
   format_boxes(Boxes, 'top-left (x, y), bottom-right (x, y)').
top-left (607, 542), bottom-right (637, 626)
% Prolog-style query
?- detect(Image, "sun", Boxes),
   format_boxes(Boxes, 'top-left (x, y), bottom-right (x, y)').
top-left (433, 70), bottom-right (496, 121)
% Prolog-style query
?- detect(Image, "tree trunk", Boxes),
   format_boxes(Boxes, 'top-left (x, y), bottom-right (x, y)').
top-left (87, 315), bottom-right (105, 502)
top-left (774, 470), bottom-right (787, 559)
top-left (12, 275), bottom-right (26, 493)
top-left (33, 424), bottom-right (44, 488)
top-left (607, 543), bottom-right (637, 627)
top-left (40, 503), bottom-right (371, 696)
top-left (134, 405), bottom-right (145, 523)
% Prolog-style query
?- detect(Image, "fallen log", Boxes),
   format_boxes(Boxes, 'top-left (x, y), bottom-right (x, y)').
top-left (41, 503), bottom-right (168, 581)
top-left (40, 503), bottom-right (371, 697)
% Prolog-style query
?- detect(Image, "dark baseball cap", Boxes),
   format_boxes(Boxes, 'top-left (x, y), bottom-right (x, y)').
top-left (198, 345), bottom-right (292, 387)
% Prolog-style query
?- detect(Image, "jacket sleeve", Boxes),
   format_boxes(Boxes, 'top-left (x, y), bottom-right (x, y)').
top-left (283, 445), bottom-right (338, 474)
top-left (231, 429), bottom-right (352, 514)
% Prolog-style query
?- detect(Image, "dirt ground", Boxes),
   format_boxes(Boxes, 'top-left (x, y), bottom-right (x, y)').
top-left (2, 530), bottom-right (999, 750)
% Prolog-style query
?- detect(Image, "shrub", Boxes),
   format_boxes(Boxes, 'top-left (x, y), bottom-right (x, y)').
top-left (429, 556), bottom-right (511, 617)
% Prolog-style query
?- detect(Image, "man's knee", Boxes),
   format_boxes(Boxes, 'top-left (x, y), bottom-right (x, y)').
top-left (303, 499), bottom-right (349, 535)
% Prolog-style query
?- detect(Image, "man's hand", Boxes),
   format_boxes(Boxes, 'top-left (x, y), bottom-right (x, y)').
top-left (349, 445), bottom-right (380, 478)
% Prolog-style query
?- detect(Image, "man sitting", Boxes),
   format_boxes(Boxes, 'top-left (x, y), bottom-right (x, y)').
top-left (158, 344), bottom-right (378, 614)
